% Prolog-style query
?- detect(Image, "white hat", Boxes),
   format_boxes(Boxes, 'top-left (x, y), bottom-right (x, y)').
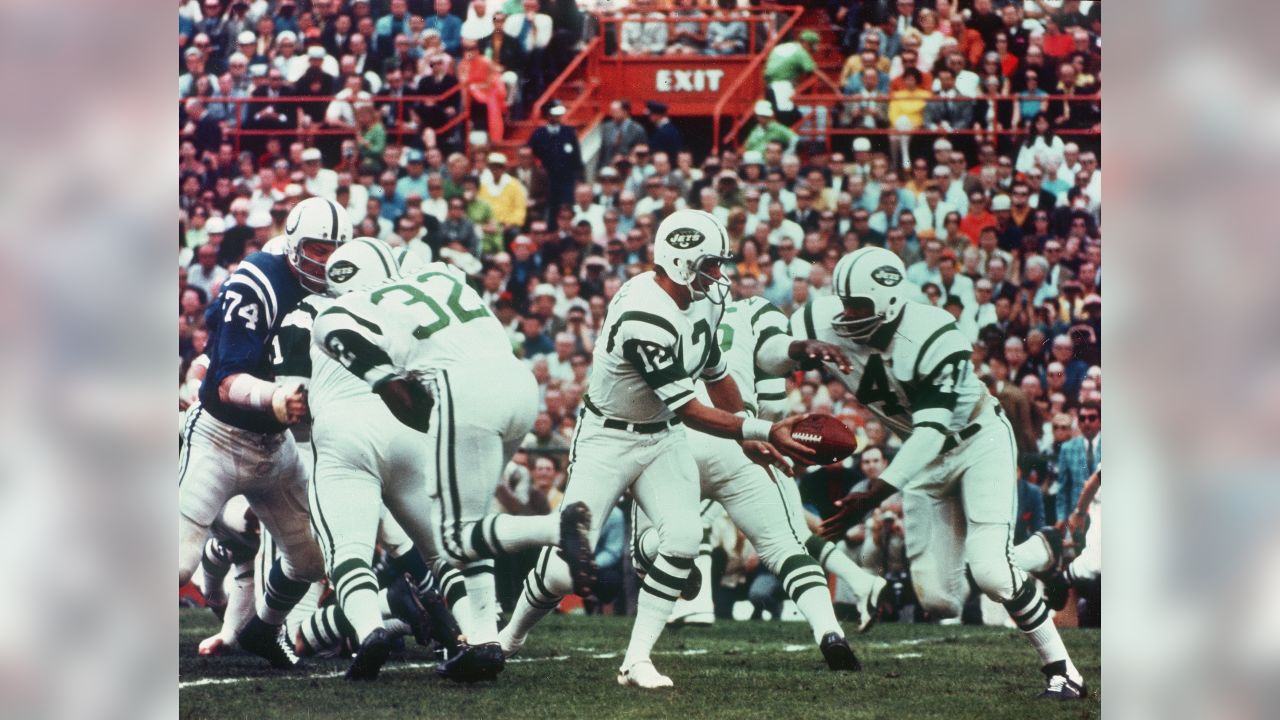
top-left (990, 194), bottom-right (1011, 211)
top-left (599, 166), bottom-right (619, 178)
top-left (533, 283), bottom-right (556, 298)
top-left (933, 138), bottom-right (953, 150)
top-left (184, 47), bottom-right (201, 59)
top-left (487, 152), bottom-right (508, 165)
top-left (548, 105), bottom-right (567, 117)
top-left (742, 150), bottom-right (764, 165)
top-left (205, 217), bottom-right (226, 234)
top-left (248, 210), bottom-right (273, 228)
top-left (754, 100), bottom-right (774, 117)
top-left (852, 138), bottom-right (872, 152)
top-left (932, 165), bottom-right (951, 177)
top-left (237, 30), bottom-right (256, 45)
top-left (276, 30), bottom-right (298, 44)
top-left (301, 147), bottom-right (322, 162)
top-left (307, 45), bottom-right (326, 59)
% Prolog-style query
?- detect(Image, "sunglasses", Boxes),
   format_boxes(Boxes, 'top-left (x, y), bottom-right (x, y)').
top-left (1079, 413), bottom-right (1099, 421)
top-left (1052, 424), bottom-right (1071, 430)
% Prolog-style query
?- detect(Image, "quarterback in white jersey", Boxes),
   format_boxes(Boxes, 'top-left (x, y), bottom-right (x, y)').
top-left (633, 286), bottom-right (885, 671)
top-left (498, 209), bottom-right (824, 690)
top-left (799, 247), bottom-right (1087, 699)
top-left (312, 242), bottom-right (597, 676)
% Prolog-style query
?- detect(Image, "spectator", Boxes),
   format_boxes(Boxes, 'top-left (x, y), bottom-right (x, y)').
top-left (888, 68), bottom-right (930, 167)
top-left (763, 30), bottom-right (819, 126)
top-left (1055, 400), bottom-right (1101, 523)
top-left (619, 0), bottom-right (667, 56)
top-left (512, 146), bottom-right (550, 220)
top-left (425, 0), bottom-right (463, 56)
top-left (705, 0), bottom-right (748, 56)
top-left (477, 152), bottom-right (528, 230)
top-left (503, 0), bottom-right (553, 115)
top-left (666, 0), bottom-right (707, 55)
top-left (644, 101), bottom-right (683, 159)
top-left (458, 38), bottom-right (508, 141)
top-left (743, 100), bottom-right (798, 155)
top-left (528, 104), bottom-right (583, 218)
top-left (528, 455), bottom-right (564, 511)
top-left (597, 100), bottom-right (647, 172)
top-left (414, 52), bottom-right (462, 133)
top-left (440, 196), bottom-right (479, 255)
top-left (300, 147), bottom-right (339, 200)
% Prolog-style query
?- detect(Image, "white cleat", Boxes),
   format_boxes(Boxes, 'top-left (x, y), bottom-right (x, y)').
top-left (617, 660), bottom-right (674, 689)
top-left (859, 576), bottom-right (890, 634)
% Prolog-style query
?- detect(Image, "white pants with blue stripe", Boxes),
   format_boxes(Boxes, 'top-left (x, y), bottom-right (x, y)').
top-left (177, 403), bottom-right (323, 587)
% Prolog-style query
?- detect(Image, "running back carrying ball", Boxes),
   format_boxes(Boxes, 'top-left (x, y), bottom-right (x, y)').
top-left (791, 414), bottom-right (859, 466)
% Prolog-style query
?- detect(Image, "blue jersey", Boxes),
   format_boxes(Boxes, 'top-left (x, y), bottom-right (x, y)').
top-left (198, 252), bottom-right (308, 434)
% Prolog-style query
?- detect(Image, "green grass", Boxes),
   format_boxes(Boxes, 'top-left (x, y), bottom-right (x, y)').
top-left (180, 609), bottom-right (1100, 719)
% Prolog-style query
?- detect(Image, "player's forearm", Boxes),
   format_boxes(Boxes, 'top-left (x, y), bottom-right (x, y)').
top-left (674, 399), bottom-right (752, 441)
top-left (878, 427), bottom-right (945, 490)
top-left (219, 374), bottom-right (292, 416)
top-left (704, 375), bottom-right (744, 413)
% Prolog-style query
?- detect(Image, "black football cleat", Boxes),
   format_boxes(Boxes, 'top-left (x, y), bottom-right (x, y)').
top-left (436, 642), bottom-right (504, 683)
top-left (387, 573), bottom-right (433, 647)
top-left (418, 585), bottom-right (466, 653)
top-left (560, 501), bottom-right (598, 597)
top-left (819, 632), bottom-right (861, 672)
top-left (345, 627), bottom-right (394, 681)
top-left (1042, 572), bottom-right (1071, 612)
top-left (1038, 661), bottom-right (1088, 699)
top-left (680, 564), bottom-right (703, 601)
top-left (238, 616), bottom-right (304, 669)
top-left (1033, 526), bottom-right (1065, 574)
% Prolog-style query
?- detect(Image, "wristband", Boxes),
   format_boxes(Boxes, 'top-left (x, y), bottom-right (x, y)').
top-left (742, 417), bottom-right (771, 443)
top-left (227, 374), bottom-right (280, 412)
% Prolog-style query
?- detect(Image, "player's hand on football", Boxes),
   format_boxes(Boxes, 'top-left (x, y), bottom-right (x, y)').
top-left (271, 384), bottom-right (309, 425)
top-left (819, 491), bottom-right (879, 542)
top-left (742, 441), bottom-right (793, 477)
top-left (788, 339), bottom-right (853, 373)
top-left (768, 414), bottom-right (818, 465)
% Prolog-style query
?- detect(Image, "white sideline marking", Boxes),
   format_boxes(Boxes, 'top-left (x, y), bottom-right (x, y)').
top-left (179, 638), bottom-right (962, 690)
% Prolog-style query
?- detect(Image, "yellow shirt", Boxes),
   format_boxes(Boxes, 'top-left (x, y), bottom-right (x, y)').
top-left (477, 172), bottom-right (528, 228)
top-left (889, 88), bottom-right (932, 130)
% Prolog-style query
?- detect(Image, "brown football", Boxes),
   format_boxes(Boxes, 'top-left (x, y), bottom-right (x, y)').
top-left (791, 414), bottom-right (859, 466)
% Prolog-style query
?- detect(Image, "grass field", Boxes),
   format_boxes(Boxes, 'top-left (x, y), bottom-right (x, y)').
top-left (179, 608), bottom-right (1100, 719)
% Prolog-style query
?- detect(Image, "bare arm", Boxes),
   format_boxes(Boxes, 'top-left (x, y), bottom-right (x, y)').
top-left (704, 374), bottom-right (744, 413)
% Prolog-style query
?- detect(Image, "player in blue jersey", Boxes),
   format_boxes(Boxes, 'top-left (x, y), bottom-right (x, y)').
top-left (178, 197), bottom-right (352, 669)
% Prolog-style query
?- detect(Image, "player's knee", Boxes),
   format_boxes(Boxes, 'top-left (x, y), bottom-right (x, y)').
top-left (913, 581), bottom-right (964, 619)
top-left (967, 558), bottom-right (1018, 604)
top-left (655, 522), bottom-right (701, 559)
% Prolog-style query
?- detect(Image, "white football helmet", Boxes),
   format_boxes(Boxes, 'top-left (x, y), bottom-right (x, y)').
top-left (324, 237), bottom-right (403, 297)
top-left (831, 246), bottom-right (909, 342)
top-left (653, 208), bottom-right (733, 304)
top-left (285, 197), bottom-right (353, 293)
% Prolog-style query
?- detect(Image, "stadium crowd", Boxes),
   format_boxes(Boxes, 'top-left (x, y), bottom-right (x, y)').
top-left (180, 0), bottom-right (1101, 626)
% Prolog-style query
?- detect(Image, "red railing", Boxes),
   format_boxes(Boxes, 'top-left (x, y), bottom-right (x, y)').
top-left (530, 35), bottom-right (603, 128)
top-left (711, 4), bottom-right (805, 154)
top-left (179, 86), bottom-right (470, 155)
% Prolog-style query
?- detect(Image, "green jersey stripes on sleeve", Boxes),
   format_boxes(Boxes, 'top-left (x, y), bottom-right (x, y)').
top-left (312, 304), bottom-right (401, 390)
top-left (903, 315), bottom-right (978, 432)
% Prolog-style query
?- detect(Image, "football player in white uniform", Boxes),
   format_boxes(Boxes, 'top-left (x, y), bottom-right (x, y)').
top-left (178, 197), bottom-right (349, 668)
top-left (270, 238), bottom-right (486, 680)
top-left (632, 286), bottom-right (887, 670)
top-left (805, 246), bottom-right (1087, 699)
top-left (311, 242), bottom-right (598, 676)
top-left (497, 209), bottom-right (821, 689)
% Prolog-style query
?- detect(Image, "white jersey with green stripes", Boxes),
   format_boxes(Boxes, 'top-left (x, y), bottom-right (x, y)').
top-left (312, 263), bottom-right (516, 391)
top-left (274, 295), bottom-right (382, 416)
top-left (587, 271), bottom-right (728, 424)
top-left (694, 296), bottom-right (790, 420)
top-left (791, 297), bottom-right (987, 440)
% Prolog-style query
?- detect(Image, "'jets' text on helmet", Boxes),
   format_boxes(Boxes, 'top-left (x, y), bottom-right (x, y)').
top-left (653, 208), bottom-right (733, 304)
top-left (832, 246), bottom-right (909, 342)
top-left (324, 237), bottom-right (403, 297)
top-left (285, 197), bottom-right (353, 293)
